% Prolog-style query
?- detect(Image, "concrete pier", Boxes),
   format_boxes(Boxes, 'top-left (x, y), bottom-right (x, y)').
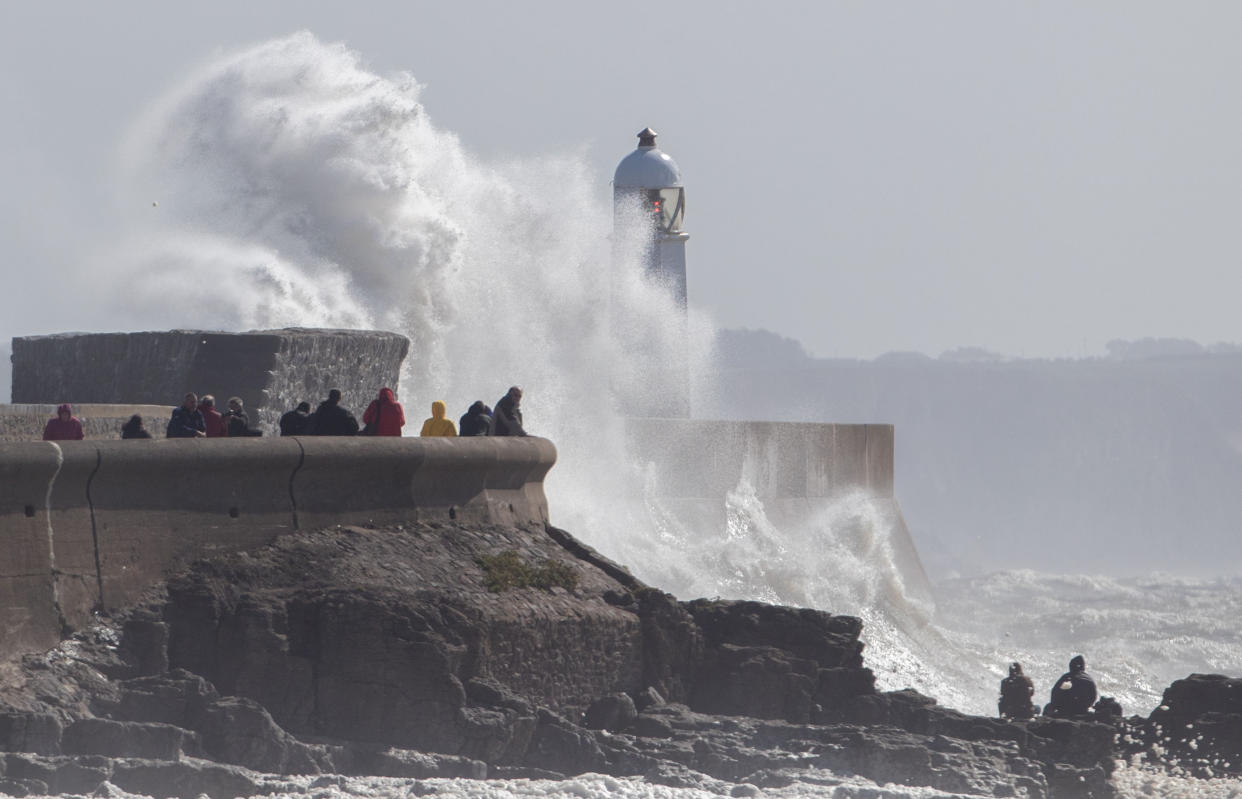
top-left (0, 436), bottom-right (556, 660)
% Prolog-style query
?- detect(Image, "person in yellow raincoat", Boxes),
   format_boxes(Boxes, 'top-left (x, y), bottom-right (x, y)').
top-left (419, 400), bottom-right (458, 437)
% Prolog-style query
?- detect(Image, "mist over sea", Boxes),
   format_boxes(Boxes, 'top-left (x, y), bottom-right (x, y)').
top-left (12, 32), bottom-right (1242, 798)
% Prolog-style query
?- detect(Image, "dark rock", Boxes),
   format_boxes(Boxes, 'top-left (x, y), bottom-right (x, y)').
top-left (583, 693), bottom-right (637, 732)
top-left (4, 753), bottom-right (111, 794)
top-left (110, 758), bottom-right (264, 799)
top-left (524, 710), bottom-right (606, 774)
top-left (690, 644), bottom-right (817, 723)
top-left (632, 686), bottom-right (665, 711)
top-left (62, 718), bottom-right (194, 760)
top-left (489, 765), bottom-right (566, 780)
top-left (1123, 673), bottom-right (1242, 778)
top-left (687, 600), bottom-right (864, 669)
top-left (631, 714), bottom-right (675, 739)
top-left (113, 671), bottom-right (219, 727)
top-left (636, 589), bottom-right (702, 705)
top-left (0, 712), bottom-right (62, 755)
top-left (0, 521), bottom-right (1142, 797)
top-left (119, 619), bottom-right (170, 677)
top-left (336, 744), bottom-right (486, 779)
top-left (0, 777), bottom-right (48, 797)
top-left (191, 696), bottom-right (327, 774)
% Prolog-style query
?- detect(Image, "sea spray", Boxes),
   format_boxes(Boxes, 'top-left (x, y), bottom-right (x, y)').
top-left (87, 30), bottom-right (957, 709)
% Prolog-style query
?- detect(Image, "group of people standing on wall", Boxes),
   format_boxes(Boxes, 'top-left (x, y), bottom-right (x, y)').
top-left (998, 655), bottom-right (1121, 721)
top-left (37, 385), bottom-right (531, 441)
top-left (159, 393), bottom-right (264, 439)
top-left (274, 385), bottom-right (528, 438)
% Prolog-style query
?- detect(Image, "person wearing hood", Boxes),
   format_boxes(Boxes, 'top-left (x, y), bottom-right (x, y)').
top-left (1045, 655), bottom-right (1098, 718)
top-left (998, 662), bottom-right (1036, 720)
top-left (420, 400), bottom-right (457, 437)
top-left (459, 401), bottom-right (493, 437)
top-left (43, 404), bottom-right (85, 441)
top-left (363, 388), bottom-right (406, 436)
top-left (491, 386), bottom-right (527, 437)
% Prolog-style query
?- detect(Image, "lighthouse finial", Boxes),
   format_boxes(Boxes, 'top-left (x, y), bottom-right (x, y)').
top-left (637, 127), bottom-right (657, 148)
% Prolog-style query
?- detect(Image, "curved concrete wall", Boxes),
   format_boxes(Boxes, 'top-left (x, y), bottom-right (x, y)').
top-left (0, 437), bottom-right (556, 659)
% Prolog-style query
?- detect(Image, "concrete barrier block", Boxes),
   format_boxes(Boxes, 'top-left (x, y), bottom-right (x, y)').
top-left (292, 437), bottom-right (555, 530)
top-left (864, 425), bottom-right (895, 497)
top-left (46, 443), bottom-right (104, 631)
top-left (828, 426), bottom-right (869, 496)
top-left (0, 442), bottom-right (63, 654)
top-left (88, 438), bottom-right (302, 613)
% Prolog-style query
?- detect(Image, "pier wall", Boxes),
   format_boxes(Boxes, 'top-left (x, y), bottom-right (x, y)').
top-left (626, 419), bottom-right (932, 605)
top-left (0, 437), bottom-right (555, 659)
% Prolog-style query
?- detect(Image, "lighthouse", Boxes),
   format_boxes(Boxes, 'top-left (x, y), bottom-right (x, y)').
top-left (613, 127), bottom-right (689, 308)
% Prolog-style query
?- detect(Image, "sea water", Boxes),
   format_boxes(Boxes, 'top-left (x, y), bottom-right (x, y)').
top-left (44, 31), bottom-right (1242, 798)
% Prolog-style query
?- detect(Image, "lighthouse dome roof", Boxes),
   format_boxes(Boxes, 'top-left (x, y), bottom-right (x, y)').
top-left (614, 127), bottom-right (682, 189)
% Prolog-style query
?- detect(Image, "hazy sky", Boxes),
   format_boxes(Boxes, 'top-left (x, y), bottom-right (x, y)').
top-left (4, 2), bottom-right (1241, 359)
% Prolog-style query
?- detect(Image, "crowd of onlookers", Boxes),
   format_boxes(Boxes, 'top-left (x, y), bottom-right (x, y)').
top-left (40, 386), bottom-right (529, 441)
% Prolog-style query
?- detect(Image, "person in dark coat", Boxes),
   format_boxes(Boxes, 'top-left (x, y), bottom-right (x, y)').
top-left (491, 386), bottom-right (527, 437)
top-left (43, 403), bottom-right (85, 441)
top-left (224, 396), bottom-right (262, 437)
top-left (279, 402), bottom-right (312, 436)
top-left (308, 389), bottom-right (359, 436)
top-left (998, 662), bottom-right (1036, 720)
top-left (459, 401), bottom-right (493, 437)
top-left (1045, 655), bottom-right (1098, 718)
top-left (120, 414), bottom-right (152, 440)
top-left (167, 393), bottom-right (206, 438)
top-left (199, 395), bottom-right (226, 437)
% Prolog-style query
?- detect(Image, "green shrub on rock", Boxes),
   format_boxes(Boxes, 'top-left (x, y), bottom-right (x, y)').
top-left (477, 550), bottom-right (578, 593)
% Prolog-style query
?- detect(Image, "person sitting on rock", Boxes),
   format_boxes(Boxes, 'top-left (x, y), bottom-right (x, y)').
top-left (167, 393), bottom-right (206, 438)
top-left (419, 400), bottom-right (457, 437)
top-left (279, 402), bottom-right (312, 436)
top-left (491, 386), bottom-right (527, 437)
top-left (459, 401), bottom-right (493, 437)
top-left (363, 388), bottom-right (406, 436)
top-left (308, 389), bottom-right (359, 436)
top-left (224, 396), bottom-right (262, 437)
top-left (1093, 695), bottom-right (1123, 721)
top-left (199, 395), bottom-right (226, 438)
top-left (1045, 655), bottom-right (1098, 718)
top-left (43, 403), bottom-right (85, 441)
top-left (120, 414), bottom-right (152, 439)
top-left (998, 662), bottom-right (1036, 720)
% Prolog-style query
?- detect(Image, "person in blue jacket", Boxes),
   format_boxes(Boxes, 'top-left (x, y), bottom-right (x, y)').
top-left (166, 393), bottom-right (206, 438)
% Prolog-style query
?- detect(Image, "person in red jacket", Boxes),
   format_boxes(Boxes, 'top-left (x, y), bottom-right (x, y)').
top-left (43, 403), bottom-right (85, 441)
top-left (199, 395), bottom-right (227, 438)
top-left (362, 387), bottom-right (405, 436)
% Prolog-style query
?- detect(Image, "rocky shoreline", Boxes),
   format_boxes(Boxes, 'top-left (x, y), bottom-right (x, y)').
top-left (0, 521), bottom-right (1235, 798)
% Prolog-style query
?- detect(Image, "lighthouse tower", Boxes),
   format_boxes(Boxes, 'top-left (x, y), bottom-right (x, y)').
top-left (613, 127), bottom-right (689, 307)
